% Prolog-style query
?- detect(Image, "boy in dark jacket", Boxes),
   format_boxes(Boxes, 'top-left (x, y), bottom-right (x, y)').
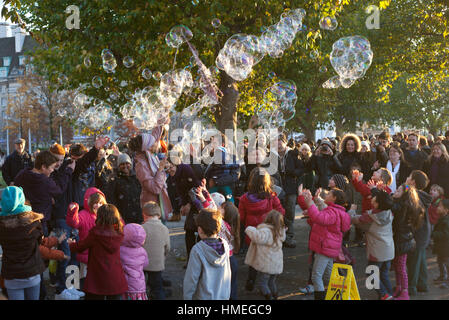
top-left (405, 170), bottom-right (432, 295)
top-left (431, 199), bottom-right (449, 286)
top-left (1, 138), bottom-right (33, 186)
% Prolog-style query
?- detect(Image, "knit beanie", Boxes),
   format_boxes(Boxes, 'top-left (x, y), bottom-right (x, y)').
top-left (117, 153), bottom-right (132, 166)
top-left (0, 186), bottom-right (32, 216)
top-left (331, 174), bottom-right (349, 191)
top-left (211, 192), bottom-right (226, 208)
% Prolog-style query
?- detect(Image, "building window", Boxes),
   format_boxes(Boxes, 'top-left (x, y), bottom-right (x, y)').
top-left (3, 57), bottom-right (11, 67)
top-left (0, 67), bottom-right (8, 78)
top-left (19, 55), bottom-right (26, 66)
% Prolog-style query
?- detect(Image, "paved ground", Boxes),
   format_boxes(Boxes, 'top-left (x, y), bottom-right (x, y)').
top-left (1, 205), bottom-right (448, 300)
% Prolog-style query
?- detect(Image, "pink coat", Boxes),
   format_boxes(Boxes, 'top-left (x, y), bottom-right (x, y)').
top-left (120, 224), bottom-right (148, 293)
top-left (66, 187), bottom-right (105, 264)
top-left (134, 127), bottom-right (172, 219)
top-left (307, 203), bottom-right (351, 258)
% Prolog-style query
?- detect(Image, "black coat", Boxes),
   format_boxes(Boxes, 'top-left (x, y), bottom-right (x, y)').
top-left (1, 151), bottom-right (33, 185)
top-left (280, 148), bottom-right (304, 195)
top-left (391, 199), bottom-right (416, 256)
top-left (432, 215), bottom-right (449, 258)
top-left (423, 157), bottom-right (449, 197)
top-left (106, 171), bottom-right (142, 224)
top-left (0, 211), bottom-right (46, 280)
top-left (403, 149), bottom-right (428, 171)
top-left (309, 153), bottom-right (341, 189)
top-left (337, 151), bottom-right (361, 178)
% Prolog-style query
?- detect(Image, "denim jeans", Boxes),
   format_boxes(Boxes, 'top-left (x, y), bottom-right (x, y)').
top-left (7, 284), bottom-right (40, 300)
top-left (311, 253), bottom-right (333, 292)
top-left (145, 271), bottom-right (165, 300)
top-left (407, 247), bottom-right (428, 291)
top-left (256, 272), bottom-right (278, 297)
top-left (230, 255), bottom-right (238, 300)
top-left (367, 260), bottom-right (393, 297)
top-left (282, 194), bottom-right (297, 241)
top-left (54, 218), bottom-right (79, 294)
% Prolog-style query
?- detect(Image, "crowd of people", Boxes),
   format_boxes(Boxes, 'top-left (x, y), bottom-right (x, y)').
top-left (1, 123), bottom-right (449, 301)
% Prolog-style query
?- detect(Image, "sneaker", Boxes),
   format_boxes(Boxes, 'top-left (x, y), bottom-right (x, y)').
top-left (394, 289), bottom-right (410, 300)
top-left (55, 289), bottom-right (80, 300)
top-left (380, 294), bottom-right (393, 300)
top-left (298, 284), bottom-right (314, 295)
top-left (67, 286), bottom-right (85, 298)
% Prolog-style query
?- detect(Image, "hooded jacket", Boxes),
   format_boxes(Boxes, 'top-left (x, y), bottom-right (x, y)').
top-left (244, 223), bottom-right (286, 274)
top-left (352, 209), bottom-right (395, 262)
top-left (239, 192), bottom-right (285, 245)
top-left (14, 167), bottom-right (72, 222)
top-left (69, 225), bottom-right (128, 295)
top-left (307, 202), bottom-right (351, 258)
top-left (120, 224), bottom-right (148, 293)
top-left (391, 199), bottom-right (416, 256)
top-left (414, 190), bottom-right (432, 249)
top-left (183, 238), bottom-right (231, 300)
top-left (0, 211), bottom-right (46, 280)
top-left (66, 187), bottom-right (106, 264)
top-left (142, 218), bottom-right (171, 272)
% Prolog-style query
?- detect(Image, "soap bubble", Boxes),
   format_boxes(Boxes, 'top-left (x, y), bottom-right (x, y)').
top-left (319, 16), bottom-right (338, 31)
top-left (57, 74), bottom-right (68, 85)
top-left (142, 68), bottom-right (152, 80)
top-left (263, 80), bottom-right (297, 123)
top-left (211, 18), bottom-right (221, 28)
top-left (310, 50), bottom-right (319, 59)
top-left (166, 25), bottom-right (193, 48)
top-left (122, 56), bottom-right (134, 68)
top-left (153, 71), bottom-right (162, 81)
top-left (101, 49), bottom-right (117, 73)
top-left (330, 35), bottom-right (373, 83)
top-left (92, 76), bottom-right (102, 88)
top-left (322, 75), bottom-right (341, 89)
top-left (83, 57), bottom-right (91, 68)
top-left (319, 66), bottom-right (328, 73)
top-left (268, 71), bottom-right (276, 79)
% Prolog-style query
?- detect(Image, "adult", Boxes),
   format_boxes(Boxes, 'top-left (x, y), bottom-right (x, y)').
top-left (337, 133), bottom-right (362, 178)
top-left (166, 154), bottom-right (202, 261)
top-left (373, 131), bottom-right (391, 168)
top-left (420, 136), bottom-right (431, 156)
top-left (278, 133), bottom-right (304, 248)
top-left (0, 187), bottom-right (46, 300)
top-left (94, 147), bottom-right (115, 193)
top-left (403, 133), bottom-right (428, 171)
top-left (128, 118), bottom-right (172, 221)
top-left (443, 130), bottom-right (449, 152)
top-left (427, 134), bottom-right (434, 148)
top-left (14, 150), bottom-right (73, 236)
top-left (309, 140), bottom-right (341, 189)
top-left (106, 153), bottom-right (142, 224)
top-left (422, 142), bottom-right (449, 196)
top-left (386, 143), bottom-right (411, 193)
top-left (359, 140), bottom-right (376, 180)
top-left (50, 137), bottom-right (109, 299)
top-left (1, 138), bottom-right (33, 186)
top-left (299, 143), bottom-right (315, 191)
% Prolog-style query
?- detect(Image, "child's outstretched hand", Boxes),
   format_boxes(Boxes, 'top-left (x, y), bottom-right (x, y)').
top-left (315, 188), bottom-right (322, 199)
top-left (69, 203), bottom-right (78, 212)
top-left (367, 179), bottom-right (377, 189)
top-left (301, 189), bottom-right (314, 208)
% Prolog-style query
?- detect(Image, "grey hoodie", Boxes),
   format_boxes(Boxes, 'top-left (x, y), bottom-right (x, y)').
top-left (183, 238), bottom-right (231, 300)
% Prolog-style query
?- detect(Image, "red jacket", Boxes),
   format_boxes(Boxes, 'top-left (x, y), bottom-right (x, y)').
top-left (70, 225), bottom-right (128, 296)
top-left (429, 197), bottom-right (444, 225)
top-left (239, 192), bottom-right (285, 245)
top-left (352, 179), bottom-right (391, 213)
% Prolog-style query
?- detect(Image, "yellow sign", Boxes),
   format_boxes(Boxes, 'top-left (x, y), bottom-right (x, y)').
top-left (325, 263), bottom-right (360, 300)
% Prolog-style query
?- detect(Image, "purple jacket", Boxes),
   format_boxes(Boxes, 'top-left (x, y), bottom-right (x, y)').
top-left (120, 223), bottom-right (148, 293)
top-left (307, 203), bottom-right (351, 258)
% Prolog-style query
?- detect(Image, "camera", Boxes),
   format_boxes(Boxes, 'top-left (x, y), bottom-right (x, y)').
top-left (321, 145), bottom-right (329, 152)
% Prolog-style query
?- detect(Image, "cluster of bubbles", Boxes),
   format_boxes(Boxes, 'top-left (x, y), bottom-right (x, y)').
top-left (257, 80), bottom-right (297, 129)
top-left (323, 36), bottom-right (373, 89)
top-left (215, 8), bottom-right (306, 81)
top-left (101, 49), bottom-right (117, 73)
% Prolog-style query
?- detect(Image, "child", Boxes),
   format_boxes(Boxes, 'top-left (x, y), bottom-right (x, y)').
top-left (120, 223), bottom-right (149, 300)
top-left (142, 202), bottom-right (171, 300)
top-left (352, 168), bottom-right (392, 213)
top-left (405, 170), bottom-right (432, 296)
top-left (238, 167), bottom-right (285, 291)
top-left (299, 187), bottom-right (351, 300)
top-left (66, 187), bottom-right (106, 281)
top-left (245, 210), bottom-right (286, 300)
top-left (222, 201), bottom-right (241, 300)
top-left (69, 204), bottom-right (127, 300)
top-left (431, 199), bottom-right (449, 286)
top-left (429, 184), bottom-right (445, 227)
top-left (183, 209), bottom-right (231, 300)
top-left (351, 190), bottom-right (395, 300)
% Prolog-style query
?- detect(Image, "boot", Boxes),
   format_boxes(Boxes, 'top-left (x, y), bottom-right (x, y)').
top-left (314, 291), bottom-right (326, 300)
top-left (394, 289), bottom-right (410, 300)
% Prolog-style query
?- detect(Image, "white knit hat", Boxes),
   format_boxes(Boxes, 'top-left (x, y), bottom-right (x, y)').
top-left (211, 192), bottom-right (226, 208)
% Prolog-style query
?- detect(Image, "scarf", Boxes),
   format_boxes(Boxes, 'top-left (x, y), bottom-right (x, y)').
top-left (387, 160), bottom-right (400, 193)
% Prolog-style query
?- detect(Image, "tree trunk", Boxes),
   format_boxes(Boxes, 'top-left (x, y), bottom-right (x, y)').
top-left (217, 72), bottom-right (239, 134)
top-left (335, 120), bottom-right (344, 137)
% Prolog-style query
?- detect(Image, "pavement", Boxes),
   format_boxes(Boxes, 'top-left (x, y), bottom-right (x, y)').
top-left (1, 205), bottom-right (448, 300)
